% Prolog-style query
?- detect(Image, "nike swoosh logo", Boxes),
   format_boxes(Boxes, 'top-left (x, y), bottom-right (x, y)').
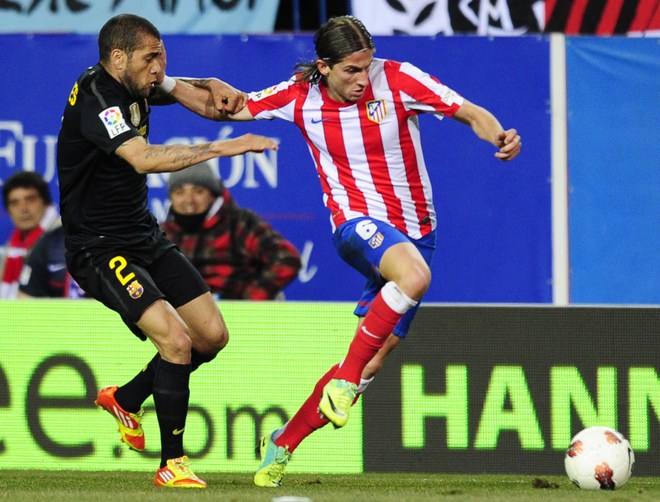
top-left (311, 117), bottom-right (331, 124)
top-left (327, 394), bottom-right (346, 417)
top-left (361, 325), bottom-right (379, 339)
top-left (172, 428), bottom-right (185, 435)
top-left (47, 263), bottom-right (67, 272)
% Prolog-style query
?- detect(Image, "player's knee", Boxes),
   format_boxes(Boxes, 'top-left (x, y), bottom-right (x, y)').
top-left (413, 262), bottom-right (432, 293)
top-left (212, 323), bottom-right (229, 353)
top-left (200, 318), bottom-right (229, 356)
top-left (158, 326), bottom-right (194, 363)
top-left (398, 263), bottom-right (431, 299)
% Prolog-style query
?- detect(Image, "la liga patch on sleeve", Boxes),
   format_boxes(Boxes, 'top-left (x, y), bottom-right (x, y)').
top-left (99, 106), bottom-right (130, 138)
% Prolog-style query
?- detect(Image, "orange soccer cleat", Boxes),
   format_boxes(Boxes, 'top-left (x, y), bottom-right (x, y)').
top-left (95, 385), bottom-right (145, 451)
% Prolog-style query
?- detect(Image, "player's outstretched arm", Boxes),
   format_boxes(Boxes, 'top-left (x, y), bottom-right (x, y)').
top-left (151, 75), bottom-right (248, 119)
top-left (172, 77), bottom-right (249, 116)
top-left (115, 134), bottom-right (278, 174)
top-left (451, 99), bottom-right (522, 161)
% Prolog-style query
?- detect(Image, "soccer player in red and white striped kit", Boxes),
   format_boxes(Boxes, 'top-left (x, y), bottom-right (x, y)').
top-left (168, 14), bottom-right (522, 487)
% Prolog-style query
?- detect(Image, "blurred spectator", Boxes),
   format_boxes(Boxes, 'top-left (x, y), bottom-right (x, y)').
top-left (162, 162), bottom-right (301, 300)
top-left (17, 224), bottom-right (85, 298)
top-left (0, 171), bottom-right (59, 298)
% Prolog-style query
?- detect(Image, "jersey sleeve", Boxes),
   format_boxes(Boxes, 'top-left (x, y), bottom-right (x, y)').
top-left (246, 78), bottom-right (300, 122)
top-left (388, 60), bottom-right (464, 119)
top-left (79, 85), bottom-right (141, 155)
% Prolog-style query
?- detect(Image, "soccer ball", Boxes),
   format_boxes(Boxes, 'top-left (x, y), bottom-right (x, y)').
top-left (564, 426), bottom-right (634, 490)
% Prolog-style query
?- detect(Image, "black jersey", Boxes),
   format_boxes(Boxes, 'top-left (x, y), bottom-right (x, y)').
top-left (57, 64), bottom-right (160, 254)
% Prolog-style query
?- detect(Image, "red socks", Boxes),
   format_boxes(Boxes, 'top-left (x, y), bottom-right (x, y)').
top-left (274, 364), bottom-right (339, 452)
top-left (275, 363), bottom-right (369, 452)
top-left (333, 290), bottom-right (404, 384)
top-left (274, 282), bottom-right (416, 452)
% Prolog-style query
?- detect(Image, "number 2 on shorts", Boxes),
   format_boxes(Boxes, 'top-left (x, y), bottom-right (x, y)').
top-left (109, 255), bottom-right (136, 286)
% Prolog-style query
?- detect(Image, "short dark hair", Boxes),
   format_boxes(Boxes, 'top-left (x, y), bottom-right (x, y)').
top-left (295, 16), bottom-right (375, 83)
top-left (98, 14), bottom-right (161, 63)
top-left (2, 171), bottom-right (52, 209)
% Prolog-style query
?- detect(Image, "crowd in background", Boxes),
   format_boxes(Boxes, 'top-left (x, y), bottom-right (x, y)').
top-left (0, 169), bottom-right (301, 301)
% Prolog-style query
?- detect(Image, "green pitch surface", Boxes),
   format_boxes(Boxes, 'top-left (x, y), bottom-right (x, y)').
top-left (1, 472), bottom-right (659, 501)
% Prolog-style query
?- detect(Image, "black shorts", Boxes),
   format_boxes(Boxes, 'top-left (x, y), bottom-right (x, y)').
top-left (68, 238), bottom-right (209, 340)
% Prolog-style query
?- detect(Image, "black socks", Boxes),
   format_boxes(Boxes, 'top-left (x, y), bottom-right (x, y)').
top-left (114, 353), bottom-right (160, 413)
top-left (153, 359), bottom-right (191, 467)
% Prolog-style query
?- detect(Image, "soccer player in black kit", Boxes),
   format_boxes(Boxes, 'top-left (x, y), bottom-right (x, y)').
top-left (56, 14), bottom-right (278, 488)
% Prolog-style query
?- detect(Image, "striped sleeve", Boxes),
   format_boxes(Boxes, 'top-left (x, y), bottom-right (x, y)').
top-left (384, 60), bottom-right (463, 118)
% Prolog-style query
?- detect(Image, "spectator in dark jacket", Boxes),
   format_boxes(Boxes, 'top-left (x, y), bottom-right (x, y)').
top-left (162, 162), bottom-right (301, 300)
top-left (18, 223), bottom-right (86, 298)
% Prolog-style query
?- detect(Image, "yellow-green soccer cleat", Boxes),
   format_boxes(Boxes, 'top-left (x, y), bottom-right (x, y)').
top-left (319, 378), bottom-right (358, 428)
top-left (95, 385), bottom-right (145, 451)
top-left (253, 431), bottom-right (292, 487)
top-left (154, 455), bottom-right (207, 488)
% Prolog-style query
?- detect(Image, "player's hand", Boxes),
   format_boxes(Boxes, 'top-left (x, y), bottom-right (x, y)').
top-left (203, 78), bottom-right (248, 115)
top-left (215, 133), bottom-right (278, 157)
top-left (495, 128), bottom-right (522, 161)
top-left (156, 41), bottom-right (168, 84)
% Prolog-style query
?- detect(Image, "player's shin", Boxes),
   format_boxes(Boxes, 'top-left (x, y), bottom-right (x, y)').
top-left (335, 281), bottom-right (416, 383)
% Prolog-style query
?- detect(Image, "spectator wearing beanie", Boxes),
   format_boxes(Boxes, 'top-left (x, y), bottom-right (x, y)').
top-left (163, 162), bottom-right (301, 300)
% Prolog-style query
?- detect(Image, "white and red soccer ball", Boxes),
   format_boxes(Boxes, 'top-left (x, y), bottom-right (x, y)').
top-left (564, 426), bottom-right (635, 490)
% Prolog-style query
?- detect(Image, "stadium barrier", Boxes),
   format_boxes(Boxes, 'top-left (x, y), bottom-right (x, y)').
top-left (1, 301), bottom-right (658, 475)
top-left (1, 300), bottom-right (361, 473)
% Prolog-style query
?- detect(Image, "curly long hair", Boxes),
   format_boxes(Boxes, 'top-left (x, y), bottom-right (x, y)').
top-left (294, 15), bottom-right (375, 83)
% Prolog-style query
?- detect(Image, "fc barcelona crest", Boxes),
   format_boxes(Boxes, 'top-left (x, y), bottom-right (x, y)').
top-left (127, 279), bottom-right (144, 299)
top-left (366, 99), bottom-right (387, 124)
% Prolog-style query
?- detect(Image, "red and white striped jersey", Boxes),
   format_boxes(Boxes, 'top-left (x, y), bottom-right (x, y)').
top-left (246, 58), bottom-right (464, 239)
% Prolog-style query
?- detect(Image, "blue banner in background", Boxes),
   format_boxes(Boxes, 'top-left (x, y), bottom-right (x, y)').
top-left (0, 0), bottom-right (278, 34)
top-left (0, 34), bottom-right (552, 302)
top-left (567, 38), bottom-right (660, 304)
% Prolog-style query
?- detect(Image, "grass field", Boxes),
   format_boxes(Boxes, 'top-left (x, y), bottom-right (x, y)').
top-left (1, 472), bottom-right (658, 502)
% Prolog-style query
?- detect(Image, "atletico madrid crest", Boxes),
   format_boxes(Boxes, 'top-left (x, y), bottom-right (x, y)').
top-left (366, 99), bottom-right (387, 124)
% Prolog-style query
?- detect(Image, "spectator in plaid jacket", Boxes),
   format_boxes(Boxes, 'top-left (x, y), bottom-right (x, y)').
top-left (162, 162), bottom-right (301, 300)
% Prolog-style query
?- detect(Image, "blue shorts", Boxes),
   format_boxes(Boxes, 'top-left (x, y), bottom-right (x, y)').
top-left (332, 217), bottom-right (436, 338)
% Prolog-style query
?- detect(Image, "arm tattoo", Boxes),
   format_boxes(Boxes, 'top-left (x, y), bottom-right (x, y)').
top-left (143, 143), bottom-right (218, 168)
